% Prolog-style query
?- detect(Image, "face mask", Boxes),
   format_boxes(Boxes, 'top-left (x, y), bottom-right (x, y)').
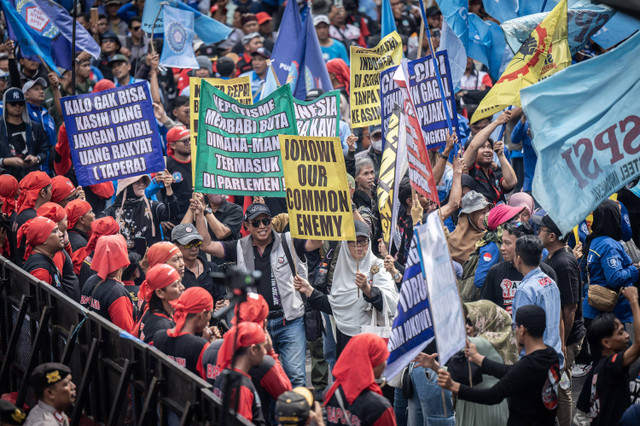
top-left (371, 139), bottom-right (382, 151)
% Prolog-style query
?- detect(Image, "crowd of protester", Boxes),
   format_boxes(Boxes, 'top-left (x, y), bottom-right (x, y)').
top-left (1, 0), bottom-right (640, 426)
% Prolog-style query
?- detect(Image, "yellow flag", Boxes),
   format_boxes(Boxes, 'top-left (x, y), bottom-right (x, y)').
top-left (377, 110), bottom-right (400, 246)
top-left (471, 0), bottom-right (570, 123)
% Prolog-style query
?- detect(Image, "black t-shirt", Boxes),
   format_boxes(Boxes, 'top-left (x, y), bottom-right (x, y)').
top-left (5, 121), bottom-right (27, 158)
top-left (221, 235), bottom-right (306, 311)
top-left (68, 229), bottom-right (88, 252)
top-left (151, 330), bottom-right (209, 378)
top-left (139, 309), bottom-right (174, 343)
top-left (481, 261), bottom-right (557, 315)
top-left (182, 253), bottom-right (224, 302)
top-left (325, 386), bottom-right (394, 426)
top-left (165, 156), bottom-right (193, 220)
top-left (209, 201), bottom-right (243, 242)
top-left (458, 346), bottom-right (560, 426)
top-left (469, 163), bottom-right (506, 205)
top-left (589, 351), bottom-right (630, 425)
top-left (544, 247), bottom-right (585, 346)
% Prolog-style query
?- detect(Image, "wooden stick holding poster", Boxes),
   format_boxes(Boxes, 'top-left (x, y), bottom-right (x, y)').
top-left (279, 135), bottom-right (356, 242)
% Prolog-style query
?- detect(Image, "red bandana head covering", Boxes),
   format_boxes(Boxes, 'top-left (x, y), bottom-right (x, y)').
top-left (166, 126), bottom-right (190, 157)
top-left (324, 333), bottom-right (389, 405)
top-left (147, 242), bottom-right (181, 268)
top-left (216, 322), bottom-right (266, 371)
top-left (50, 176), bottom-right (75, 204)
top-left (326, 59), bottom-right (350, 96)
top-left (72, 217), bottom-right (121, 274)
top-left (168, 287), bottom-right (213, 337)
top-left (17, 216), bottom-right (57, 260)
top-left (37, 202), bottom-right (67, 224)
top-left (93, 79), bottom-right (116, 93)
top-left (138, 263), bottom-right (182, 304)
top-left (0, 174), bottom-right (19, 216)
top-left (90, 234), bottom-right (130, 280)
top-left (487, 204), bottom-right (525, 231)
top-left (65, 199), bottom-right (92, 230)
top-left (232, 293), bottom-right (269, 325)
top-left (17, 171), bottom-right (51, 214)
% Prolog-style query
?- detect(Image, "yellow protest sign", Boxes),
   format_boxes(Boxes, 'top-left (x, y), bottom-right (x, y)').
top-left (189, 76), bottom-right (252, 180)
top-left (279, 135), bottom-right (356, 241)
top-left (350, 32), bottom-right (403, 128)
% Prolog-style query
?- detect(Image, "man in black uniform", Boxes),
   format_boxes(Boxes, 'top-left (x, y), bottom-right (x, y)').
top-left (164, 126), bottom-right (193, 226)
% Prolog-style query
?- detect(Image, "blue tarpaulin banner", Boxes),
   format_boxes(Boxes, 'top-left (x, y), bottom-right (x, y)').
top-left (61, 82), bottom-right (165, 186)
top-left (384, 232), bottom-right (435, 381)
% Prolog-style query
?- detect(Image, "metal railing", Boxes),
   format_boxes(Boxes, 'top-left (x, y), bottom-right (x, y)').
top-left (0, 255), bottom-right (252, 426)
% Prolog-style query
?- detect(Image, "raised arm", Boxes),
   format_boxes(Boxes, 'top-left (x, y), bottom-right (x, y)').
top-left (463, 110), bottom-right (512, 168)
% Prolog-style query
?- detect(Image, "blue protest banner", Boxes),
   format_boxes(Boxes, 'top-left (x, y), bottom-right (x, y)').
top-left (384, 232), bottom-right (435, 381)
top-left (160, 5), bottom-right (198, 69)
top-left (270, 0), bottom-right (302, 87)
top-left (522, 31), bottom-right (640, 235)
top-left (380, 52), bottom-right (458, 150)
top-left (61, 82), bottom-right (165, 186)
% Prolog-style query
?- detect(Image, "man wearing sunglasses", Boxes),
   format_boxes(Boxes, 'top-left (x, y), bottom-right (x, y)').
top-left (195, 202), bottom-right (323, 387)
top-left (0, 88), bottom-right (49, 180)
top-left (172, 223), bottom-right (224, 304)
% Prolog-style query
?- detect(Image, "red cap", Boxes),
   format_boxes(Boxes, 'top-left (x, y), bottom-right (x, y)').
top-left (93, 79), bottom-right (116, 93)
top-left (50, 176), bottom-right (75, 204)
top-left (166, 126), bottom-right (190, 157)
top-left (487, 204), bottom-right (524, 231)
top-left (256, 12), bottom-right (272, 25)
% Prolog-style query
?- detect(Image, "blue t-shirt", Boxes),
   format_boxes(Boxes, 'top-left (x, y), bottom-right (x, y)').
top-left (320, 39), bottom-right (350, 65)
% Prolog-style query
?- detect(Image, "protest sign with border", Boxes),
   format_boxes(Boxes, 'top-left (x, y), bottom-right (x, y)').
top-left (293, 90), bottom-right (341, 137)
top-left (350, 32), bottom-right (403, 128)
top-left (61, 82), bottom-right (165, 186)
top-left (280, 135), bottom-right (355, 241)
top-left (190, 76), bottom-right (252, 180)
top-left (194, 82), bottom-right (297, 196)
top-left (380, 52), bottom-right (458, 150)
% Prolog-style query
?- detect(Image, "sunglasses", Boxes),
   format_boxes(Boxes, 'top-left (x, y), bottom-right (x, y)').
top-left (183, 240), bottom-right (202, 249)
top-left (131, 26), bottom-right (141, 31)
top-left (347, 239), bottom-right (369, 248)
top-left (8, 102), bottom-right (24, 107)
top-left (250, 218), bottom-right (271, 228)
top-left (63, 192), bottom-right (79, 202)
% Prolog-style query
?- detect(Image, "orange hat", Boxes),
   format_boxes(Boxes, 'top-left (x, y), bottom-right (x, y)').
top-left (147, 241), bottom-right (181, 268)
top-left (65, 199), bottom-right (92, 230)
top-left (37, 202), bottom-right (67, 224)
top-left (256, 11), bottom-right (272, 25)
top-left (0, 174), bottom-right (19, 216)
top-left (168, 287), bottom-right (213, 337)
top-left (216, 322), bottom-right (266, 371)
top-left (138, 263), bottom-right (182, 304)
top-left (93, 79), bottom-right (116, 93)
top-left (17, 216), bottom-right (57, 261)
top-left (166, 126), bottom-right (190, 157)
top-left (50, 176), bottom-right (75, 204)
top-left (90, 234), bottom-right (130, 280)
top-left (232, 293), bottom-right (269, 325)
top-left (17, 171), bottom-right (51, 214)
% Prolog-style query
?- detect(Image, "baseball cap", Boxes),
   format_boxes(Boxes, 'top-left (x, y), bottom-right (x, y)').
top-left (354, 220), bottom-right (370, 238)
top-left (171, 223), bottom-right (203, 245)
top-left (245, 203), bottom-right (272, 221)
top-left (251, 47), bottom-right (271, 59)
top-left (459, 190), bottom-right (490, 215)
top-left (216, 56), bottom-right (236, 76)
top-left (515, 304), bottom-right (546, 331)
top-left (30, 362), bottom-right (71, 390)
top-left (196, 55), bottom-right (213, 73)
top-left (242, 32), bottom-right (263, 45)
top-left (531, 212), bottom-right (564, 239)
top-left (276, 390), bottom-right (310, 425)
top-left (305, 88), bottom-right (324, 101)
top-left (109, 54), bottom-right (129, 65)
top-left (370, 124), bottom-right (382, 136)
top-left (22, 77), bottom-right (48, 93)
top-left (166, 126), bottom-right (190, 144)
top-left (313, 15), bottom-right (330, 27)
top-left (100, 30), bottom-right (119, 42)
top-left (4, 87), bottom-right (25, 103)
top-left (256, 12), bottom-right (272, 25)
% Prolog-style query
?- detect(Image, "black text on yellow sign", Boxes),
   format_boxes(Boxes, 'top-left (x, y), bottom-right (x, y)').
top-left (279, 135), bottom-right (356, 241)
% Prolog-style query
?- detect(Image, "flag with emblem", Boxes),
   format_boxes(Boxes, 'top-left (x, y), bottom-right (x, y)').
top-left (160, 5), bottom-right (198, 69)
top-left (470, 0), bottom-right (570, 123)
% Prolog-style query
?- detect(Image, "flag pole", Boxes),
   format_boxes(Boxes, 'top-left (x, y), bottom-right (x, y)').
top-left (71, 0), bottom-right (78, 95)
top-left (417, 0), bottom-right (454, 138)
top-left (149, 2), bottom-right (168, 54)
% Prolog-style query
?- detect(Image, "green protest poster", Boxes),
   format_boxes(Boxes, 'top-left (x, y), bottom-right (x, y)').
top-left (194, 82), bottom-right (297, 196)
top-left (293, 90), bottom-right (341, 137)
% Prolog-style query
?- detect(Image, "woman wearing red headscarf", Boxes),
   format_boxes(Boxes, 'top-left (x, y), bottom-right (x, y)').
top-left (136, 264), bottom-right (184, 343)
top-left (201, 293), bottom-right (291, 421)
top-left (151, 287), bottom-right (213, 379)
top-left (75, 217), bottom-right (121, 286)
top-left (65, 199), bottom-right (94, 251)
top-left (324, 333), bottom-right (396, 426)
top-left (145, 241), bottom-right (184, 276)
top-left (15, 171), bottom-right (51, 265)
top-left (212, 322), bottom-right (269, 425)
top-left (80, 234), bottom-right (136, 333)
top-left (326, 58), bottom-right (350, 97)
top-left (0, 174), bottom-right (19, 261)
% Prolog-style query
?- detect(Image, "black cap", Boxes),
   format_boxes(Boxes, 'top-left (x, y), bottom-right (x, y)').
top-left (531, 213), bottom-right (564, 239)
top-left (216, 56), bottom-right (236, 77)
top-left (100, 30), bottom-right (119, 42)
top-left (305, 88), bottom-right (324, 102)
top-left (30, 362), bottom-right (71, 391)
top-left (515, 305), bottom-right (546, 331)
top-left (5, 87), bottom-right (25, 103)
top-left (0, 400), bottom-right (25, 425)
top-left (276, 391), bottom-right (310, 425)
top-left (244, 203), bottom-right (272, 221)
top-left (426, 6), bottom-right (442, 17)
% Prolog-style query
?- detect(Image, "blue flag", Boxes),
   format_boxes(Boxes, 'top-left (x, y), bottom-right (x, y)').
top-left (1, 0), bottom-right (57, 72)
top-left (270, 0), bottom-right (303, 87)
top-left (381, 0), bottom-right (398, 38)
top-left (482, 0), bottom-right (557, 23)
top-left (286, 11), bottom-right (333, 100)
top-left (522, 31), bottom-right (640, 235)
top-left (384, 232), bottom-right (435, 381)
top-left (438, 19), bottom-right (466, 91)
top-left (467, 14), bottom-right (507, 80)
top-left (142, 0), bottom-right (231, 45)
top-left (436, 0), bottom-right (469, 50)
top-left (160, 6), bottom-right (198, 69)
top-left (592, 11), bottom-right (640, 50)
